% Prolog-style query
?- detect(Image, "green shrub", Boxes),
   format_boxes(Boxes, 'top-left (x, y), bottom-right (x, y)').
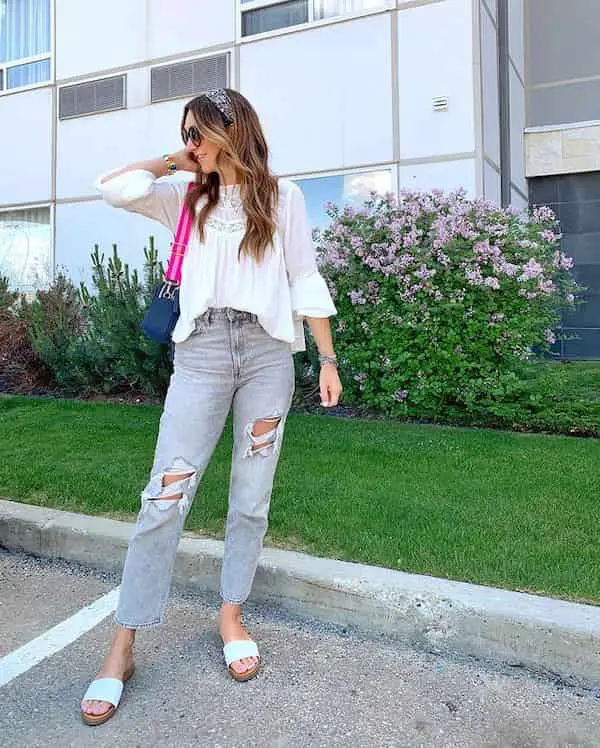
top-left (73, 241), bottom-right (171, 396)
top-left (0, 275), bottom-right (18, 322)
top-left (28, 239), bottom-right (171, 397)
top-left (24, 273), bottom-right (85, 388)
top-left (316, 190), bottom-right (581, 420)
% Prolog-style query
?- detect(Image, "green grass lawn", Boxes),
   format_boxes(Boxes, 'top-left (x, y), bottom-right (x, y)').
top-left (1, 395), bottom-right (598, 605)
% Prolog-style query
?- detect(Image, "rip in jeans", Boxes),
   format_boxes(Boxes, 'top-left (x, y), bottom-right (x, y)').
top-left (142, 457), bottom-right (198, 516)
top-left (244, 415), bottom-right (283, 459)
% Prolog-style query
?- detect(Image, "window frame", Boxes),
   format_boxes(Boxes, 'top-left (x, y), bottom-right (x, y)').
top-left (0, 202), bottom-right (55, 294)
top-left (237, 0), bottom-right (394, 42)
top-left (0, 0), bottom-right (55, 97)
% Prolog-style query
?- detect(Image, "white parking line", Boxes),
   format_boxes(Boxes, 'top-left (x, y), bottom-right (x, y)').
top-left (0, 586), bottom-right (120, 688)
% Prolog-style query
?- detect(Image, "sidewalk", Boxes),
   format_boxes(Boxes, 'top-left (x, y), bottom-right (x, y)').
top-left (1, 498), bottom-right (599, 690)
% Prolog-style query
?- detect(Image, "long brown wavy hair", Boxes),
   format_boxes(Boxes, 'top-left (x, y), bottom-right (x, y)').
top-left (182, 90), bottom-right (279, 263)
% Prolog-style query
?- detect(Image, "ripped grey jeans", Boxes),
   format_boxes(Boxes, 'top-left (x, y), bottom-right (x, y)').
top-left (116, 308), bottom-right (295, 628)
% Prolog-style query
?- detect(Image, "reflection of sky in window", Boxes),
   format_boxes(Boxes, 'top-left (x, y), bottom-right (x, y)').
top-left (294, 170), bottom-right (393, 230)
top-left (0, 211), bottom-right (51, 292)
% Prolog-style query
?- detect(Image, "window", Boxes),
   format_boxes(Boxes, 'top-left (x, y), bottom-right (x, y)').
top-left (0, 0), bottom-right (51, 92)
top-left (293, 168), bottom-right (394, 230)
top-left (0, 207), bottom-right (52, 292)
top-left (242, 1), bottom-right (308, 36)
top-left (240, 0), bottom-right (392, 38)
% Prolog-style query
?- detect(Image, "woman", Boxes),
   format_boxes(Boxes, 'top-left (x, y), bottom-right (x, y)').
top-left (80, 88), bottom-right (342, 725)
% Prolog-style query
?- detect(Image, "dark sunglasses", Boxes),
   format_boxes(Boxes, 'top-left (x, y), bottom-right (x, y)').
top-left (181, 125), bottom-right (203, 146)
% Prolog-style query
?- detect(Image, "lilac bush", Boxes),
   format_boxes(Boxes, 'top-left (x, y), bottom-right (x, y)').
top-left (316, 189), bottom-right (580, 419)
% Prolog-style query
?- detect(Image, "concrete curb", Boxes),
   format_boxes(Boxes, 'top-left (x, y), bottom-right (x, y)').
top-left (1, 498), bottom-right (599, 689)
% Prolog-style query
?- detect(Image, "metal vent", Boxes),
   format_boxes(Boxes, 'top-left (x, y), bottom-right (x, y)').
top-left (59, 75), bottom-right (126, 120)
top-left (151, 54), bottom-right (229, 103)
top-left (432, 96), bottom-right (449, 112)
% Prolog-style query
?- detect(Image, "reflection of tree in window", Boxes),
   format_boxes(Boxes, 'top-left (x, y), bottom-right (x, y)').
top-left (0, 209), bottom-right (51, 292)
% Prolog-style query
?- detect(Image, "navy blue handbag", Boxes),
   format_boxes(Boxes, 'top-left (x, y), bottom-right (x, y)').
top-left (141, 184), bottom-right (194, 344)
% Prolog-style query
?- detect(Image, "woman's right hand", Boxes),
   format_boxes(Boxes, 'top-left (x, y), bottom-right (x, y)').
top-left (172, 148), bottom-right (198, 173)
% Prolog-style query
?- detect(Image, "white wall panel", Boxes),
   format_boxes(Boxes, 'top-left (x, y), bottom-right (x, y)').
top-left (398, 0), bottom-right (475, 160)
top-left (509, 68), bottom-right (526, 193)
top-left (55, 201), bottom-right (172, 289)
top-left (148, 0), bottom-right (235, 59)
top-left (146, 99), bottom-right (192, 156)
top-left (127, 68), bottom-right (150, 109)
top-left (56, 100), bottom-right (195, 201)
top-left (0, 89), bottom-right (53, 205)
top-left (56, 0), bottom-right (147, 80)
top-left (510, 188), bottom-right (527, 210)
top-left (56, 108), bottom-right (153, 200)
top-left (240, 14), bottom-right (393, 175)
top-left (400, 158), bottom-right (477, 196)
top-left (509, 0), bottom-right (524, 78)
top-left (481, 3), bottom-right (500, 167)
top-left (484, 161), bottom-right (501, 205)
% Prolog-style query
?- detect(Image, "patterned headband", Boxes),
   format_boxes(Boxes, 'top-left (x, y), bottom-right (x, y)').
top-left (202, 88), bottom-right (234, 127)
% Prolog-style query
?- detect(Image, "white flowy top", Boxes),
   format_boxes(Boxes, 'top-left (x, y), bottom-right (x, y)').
top-left (95, 170), bottom-right (336, 352)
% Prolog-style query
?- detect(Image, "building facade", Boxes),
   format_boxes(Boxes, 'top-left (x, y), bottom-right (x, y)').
top-left (0, 0), bottom-right (596, 356)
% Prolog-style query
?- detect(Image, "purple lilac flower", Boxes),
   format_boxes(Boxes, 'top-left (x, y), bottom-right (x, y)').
top-left (538, 279), bottom-right (555, 294)
top-left (495, 258), bottom-right (519, 277)
top-left (348, 289), bottom-right (366, 305)
top-left (415, 264), bottom-right (435, 282)
top-left (544, 328), bottom-right (557, 345)
top-left (465, 268), bottom-right (485, 286)
top-left (532, 205), bottom-right (556, 223)
top-left (540, 229), bottom-right (561, 243)
top-left (559, 253), bottom-right (574, 270)
top-left (484, 276), bottom-right (500, 290)
top-left (519, 259), bottom-right (544, 281)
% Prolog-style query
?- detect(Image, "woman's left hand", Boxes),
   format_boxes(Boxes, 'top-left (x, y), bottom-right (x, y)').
top-left (320, 364), bottom-right (343, 408)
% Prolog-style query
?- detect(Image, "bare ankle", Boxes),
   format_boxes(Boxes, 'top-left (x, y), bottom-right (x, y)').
top-left (111, 626), bottom-right (136, 650)
top-left (220, 603), bottom-right (242, 620)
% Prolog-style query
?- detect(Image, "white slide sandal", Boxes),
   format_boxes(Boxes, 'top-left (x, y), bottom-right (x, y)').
top-left (80, 666), bottom-right (135, 726)
top-left (223, 640), bottom-right (260, 682)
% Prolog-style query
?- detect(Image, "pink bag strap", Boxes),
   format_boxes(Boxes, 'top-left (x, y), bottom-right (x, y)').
top-left (165, 183), bottom-right (195, 284)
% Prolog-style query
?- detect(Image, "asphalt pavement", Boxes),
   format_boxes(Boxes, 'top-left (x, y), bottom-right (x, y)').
top-left (1, 549), bottom-right (599, 748)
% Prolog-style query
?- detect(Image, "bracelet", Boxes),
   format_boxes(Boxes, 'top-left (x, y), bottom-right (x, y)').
top-left (318, 353), bottom-right (338, 367)
top-left (162, 154), bottom-right (177, 174)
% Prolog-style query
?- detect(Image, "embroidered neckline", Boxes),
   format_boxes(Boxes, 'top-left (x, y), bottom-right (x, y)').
top-left (219, 184), bottom-right (242, 210)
